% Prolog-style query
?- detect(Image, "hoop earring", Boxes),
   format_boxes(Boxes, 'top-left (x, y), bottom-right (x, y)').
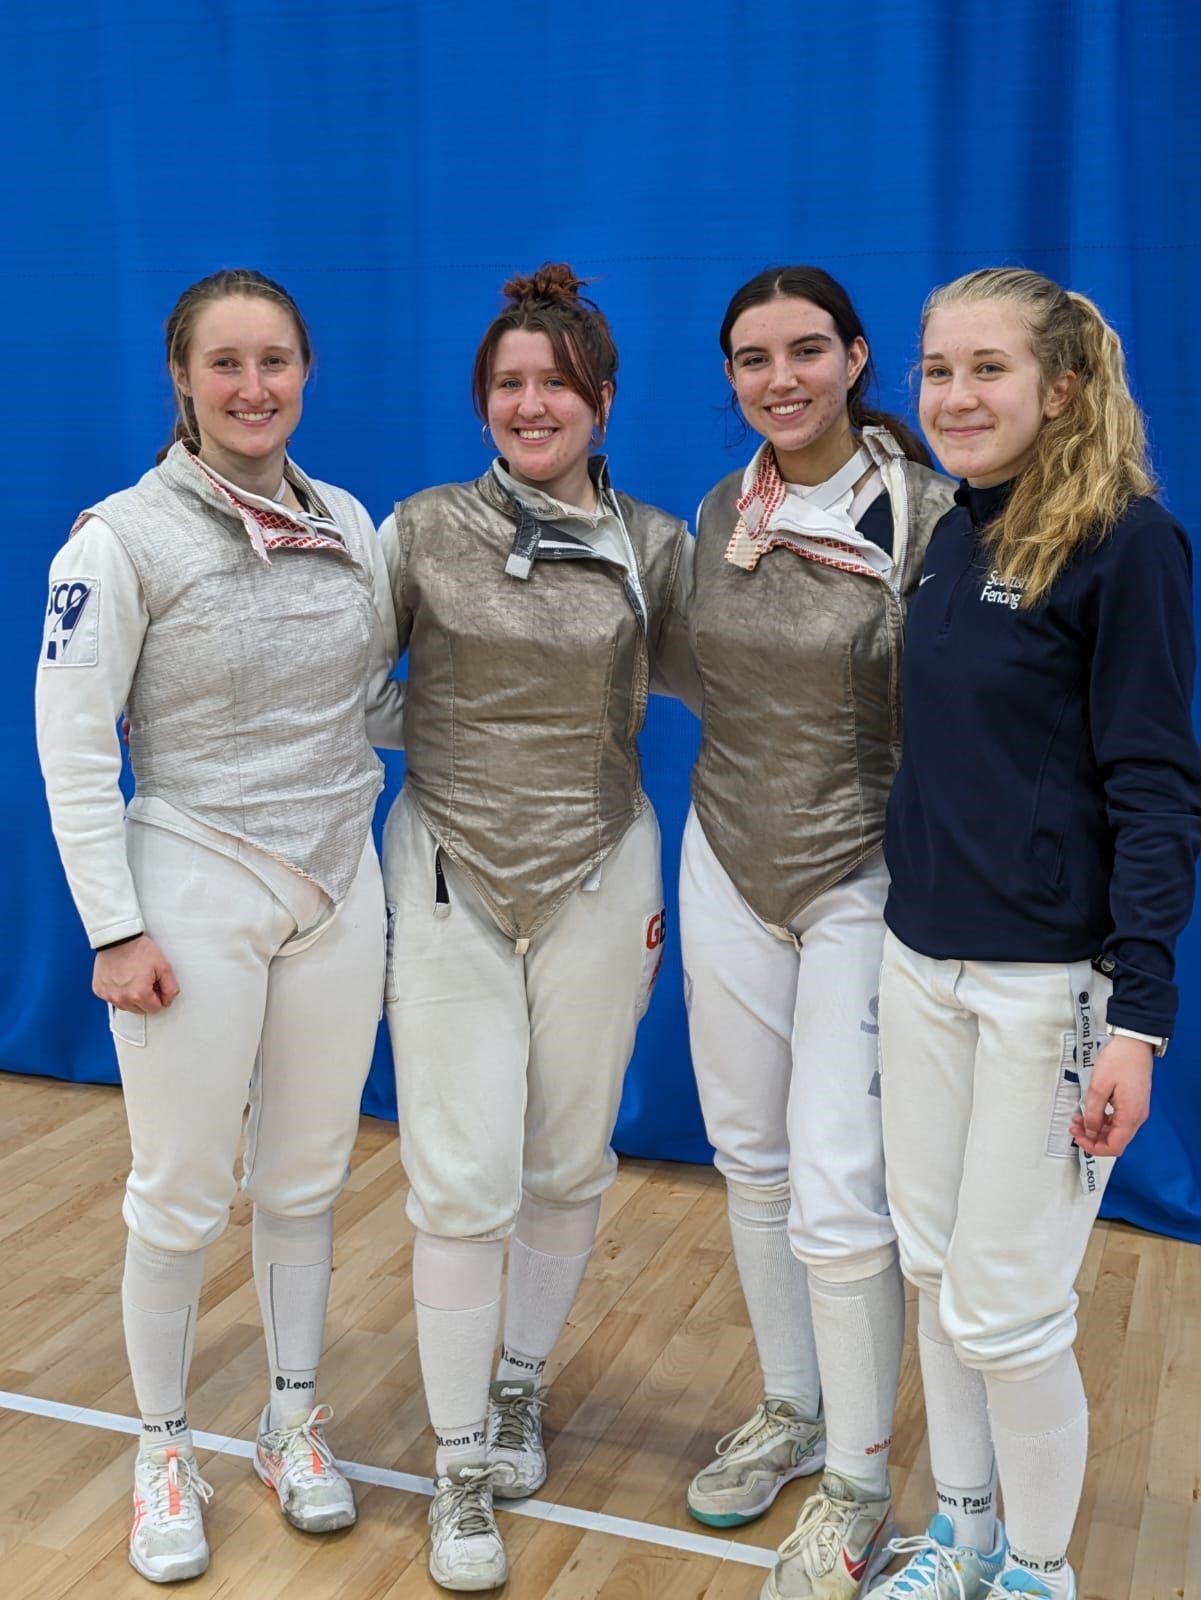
top-left (481, 423), bottom-right (495, 447)
top-left (590, 424), bottom-right (603, 446)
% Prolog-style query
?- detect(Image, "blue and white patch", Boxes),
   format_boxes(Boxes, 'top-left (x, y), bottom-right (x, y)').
top-left (42, 577), bottom-right (99, 666)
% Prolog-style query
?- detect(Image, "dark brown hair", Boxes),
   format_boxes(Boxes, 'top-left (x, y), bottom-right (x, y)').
top-left (471, 263), bottom-right (618, 439)
top-left (157, 268), bottom-right (313, 464)
top-left (720, 265), bottom-right (931, 466)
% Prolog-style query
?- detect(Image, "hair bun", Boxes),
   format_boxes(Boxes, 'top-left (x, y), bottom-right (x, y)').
top-left (502, 262), bottom-right (588, 307)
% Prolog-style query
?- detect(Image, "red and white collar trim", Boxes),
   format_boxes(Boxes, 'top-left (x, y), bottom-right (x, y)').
top-left (183, 451), bottom-right (348, 567)
top-left (724, 443), bottom-right (882, 579)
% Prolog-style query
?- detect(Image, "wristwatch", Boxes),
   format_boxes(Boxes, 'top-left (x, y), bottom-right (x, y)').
top-left (1108, 1025), bottom-right (1169, 1058)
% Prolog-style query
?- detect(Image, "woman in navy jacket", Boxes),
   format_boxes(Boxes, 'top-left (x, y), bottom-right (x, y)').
top-left (875, 267), bottom-right (1201, 1600)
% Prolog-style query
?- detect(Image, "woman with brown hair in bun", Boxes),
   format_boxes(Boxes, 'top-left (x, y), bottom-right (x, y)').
top-left (377, 262), bottom-right (692, 1591)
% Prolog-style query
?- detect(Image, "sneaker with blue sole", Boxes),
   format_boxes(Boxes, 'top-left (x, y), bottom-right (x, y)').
top-left (687, 1400), bottom-right (825, 1527)
top-left (868, 1512), bottom-right (1005, 1597)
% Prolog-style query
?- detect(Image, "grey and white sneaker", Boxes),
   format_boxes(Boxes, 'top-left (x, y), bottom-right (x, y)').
top-left (687, 1399), bottom-right (826, 1527)
top-left (128, 1444), bottom-right (214, 1584)
top-left (254, 1403), bottom-right (357, 1532)
top-left (488, 1377), bottom-right (548, 1499)
top-left (762, 1470), bottom-right (894, 1600)
top-left (428, 1462), bottom-right (514, 1591)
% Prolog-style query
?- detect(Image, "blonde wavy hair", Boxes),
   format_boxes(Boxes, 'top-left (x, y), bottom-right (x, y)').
top-left (921, 268), bottom-right (1155, 604)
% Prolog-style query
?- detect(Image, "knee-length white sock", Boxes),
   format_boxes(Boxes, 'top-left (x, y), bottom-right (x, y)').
top-left (987, 1350), bottom-right (1087, 1593)
top-left (917, 1291), bottom-right (998, 1551)
top-left (496, 1193), bottom-right (601, 1382)
top-left (252, 1206), bottom-right (334, 1428)
top-left (726, 1180), bottom-right (822, 1416)
top-left (413, 1231), bottom-right (505, 1476)
top-left (122, 1232), bottom-right (206, 1454)
top-left (807, 1250), bottom-right (904, 1496)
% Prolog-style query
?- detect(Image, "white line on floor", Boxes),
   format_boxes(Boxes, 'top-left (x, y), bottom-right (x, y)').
top-left (0, 1389), bottom-right (777, 1570)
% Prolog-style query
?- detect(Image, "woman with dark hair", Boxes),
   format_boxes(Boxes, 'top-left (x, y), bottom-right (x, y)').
top-left (677, 266), bottom-right (954, 1600)
top-left (35, 269), bottom-right (403, 1582)
top-left (376, 262), bottom-right (691, 1592)
top-left (873, 268), bottom-right (1201, 1600)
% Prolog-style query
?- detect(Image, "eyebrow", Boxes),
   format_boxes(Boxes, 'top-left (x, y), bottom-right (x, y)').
top-left (923, 347), bottom-right (1011, 360)
top-left (201, 343), bottom-right (296, 357)
top-left (731, 333), bottom-right (834, 360)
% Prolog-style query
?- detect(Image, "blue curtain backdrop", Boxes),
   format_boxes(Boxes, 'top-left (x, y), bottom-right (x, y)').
top-left (4, 2), bottom-right (1200, 1236)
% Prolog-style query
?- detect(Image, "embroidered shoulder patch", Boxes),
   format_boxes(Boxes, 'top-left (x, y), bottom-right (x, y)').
top-left (43, 577), bottom-right (100, 666)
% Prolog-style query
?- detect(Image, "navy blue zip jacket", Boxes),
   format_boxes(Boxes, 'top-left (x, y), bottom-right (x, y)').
top-left (884, 481), bottom-right (1201, 1038)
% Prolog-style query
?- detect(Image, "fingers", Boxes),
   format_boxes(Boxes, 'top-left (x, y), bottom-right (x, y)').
top-left (156, 961), bottom-right (181, 1006)
top-left (1070, 1085), bottom-right (1149, 1158)
top-left (92, 937), bottom-right (181, 1015)
top-left (1080, 1066), bottom-right (1115, 1139)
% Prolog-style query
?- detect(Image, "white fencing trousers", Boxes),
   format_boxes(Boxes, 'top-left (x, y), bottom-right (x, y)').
top-left (115, 817), bottom-right (386, 1253)
top-left (878, 930), bottom-right (1115, 1377)
top-left (679, 806), bottom-right (895, 1275)
top-left (383, 790), bottom-right (664, 1241)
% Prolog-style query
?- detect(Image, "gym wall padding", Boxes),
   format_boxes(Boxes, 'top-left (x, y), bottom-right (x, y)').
top-left (5, 1), bottom-right (1201, 1236)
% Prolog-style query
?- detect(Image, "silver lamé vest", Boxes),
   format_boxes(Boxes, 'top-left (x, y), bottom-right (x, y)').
top-left (690, 436), bottom-right (955, 926)
top-left (389, 466), bottom-right (687, 941)
top-left (83, 444), bottom-right (383, 902)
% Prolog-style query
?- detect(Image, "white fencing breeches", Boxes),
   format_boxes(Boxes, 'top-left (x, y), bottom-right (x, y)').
top-left (878, 929), bottom-right (1115, 1376)
top-left (114, 818), bottom-right (386, 1253)
top-left (679, 806), bottom-right (894, 1275)
top-left (382, 790), bottom-right (664, 1240)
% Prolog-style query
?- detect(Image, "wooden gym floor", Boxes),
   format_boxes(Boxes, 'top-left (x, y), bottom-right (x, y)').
top-left (1, 1073), bottom-right (1198, 1599)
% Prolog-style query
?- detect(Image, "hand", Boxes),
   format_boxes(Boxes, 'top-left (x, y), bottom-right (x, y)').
top-left (93, 935), bottom-right (181, 1014)
top-left (1070, 1035), bottom-right (1153, 1158)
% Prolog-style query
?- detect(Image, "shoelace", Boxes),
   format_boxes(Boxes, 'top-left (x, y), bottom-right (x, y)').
top-left (430, 1464), bottom-right (510, 1538)
top-left (713, 1402), bottom-right (785, 1458)
top-left (883, 1531), bottom-right (970, 1600)
top-left (981, 1579), bottom-right (1052, 1599)
top-left (261, 1403), bottom-right (339, 1481)
top-left (147, 1452), bottom-right (214, 1522)
top-left (491, 1387), bottom-right (547, 1453)
top-left (776, 1486), bottom-right (853, 1572)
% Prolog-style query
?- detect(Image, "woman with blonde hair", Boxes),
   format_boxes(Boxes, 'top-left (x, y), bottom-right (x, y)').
top-left (874, 267), bottom-right (1201, 1599)
top-left (377, 263), bottom-right (690, 1592)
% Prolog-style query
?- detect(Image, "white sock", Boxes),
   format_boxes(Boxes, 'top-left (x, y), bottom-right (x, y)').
top-left (413, 1230), bottom-right (505, 1476)
top-left (917, 1291), bottom-right (998, 1551)
top-left (252, 1207), bottom-right (333, 1429)
top-left (987, 1351), bottom-right (1087, 1589)
top-left (122, 1232), bottom-right (206, 1454)
top-left (497, 1193), bottom-right (601, 1382)
top-left (726, 1180), bottom-right (821, 1416)
top-left (807, 1250), bottom-right (904, 1497)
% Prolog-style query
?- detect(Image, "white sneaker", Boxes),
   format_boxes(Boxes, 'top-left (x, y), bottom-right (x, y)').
top-left (762, 1470), bottom-right (894, 1599)
top-left (254, 1403), bottom-right (357, 1532)
top-left (428, 1463), bottom-right (513, 1591)
top-left (488, 1377), bottom-right (548, 1499)
top-left (128, 1444), bottom-right (213, 1584)
top-left (873, 1513), bottom-right (1006, 1597)
top-left (687, 1400), bottom-right (826, 1527)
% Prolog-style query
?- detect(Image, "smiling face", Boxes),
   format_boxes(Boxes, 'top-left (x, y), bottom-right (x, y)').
top-left (919, 301), bottom-right (1074, 487)
top-left (486, 327), bottom-right (609, 507)
top-left (175, 295), bottom-right (307, 484)
top-left (725, 296), bottom-right (868, 484)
